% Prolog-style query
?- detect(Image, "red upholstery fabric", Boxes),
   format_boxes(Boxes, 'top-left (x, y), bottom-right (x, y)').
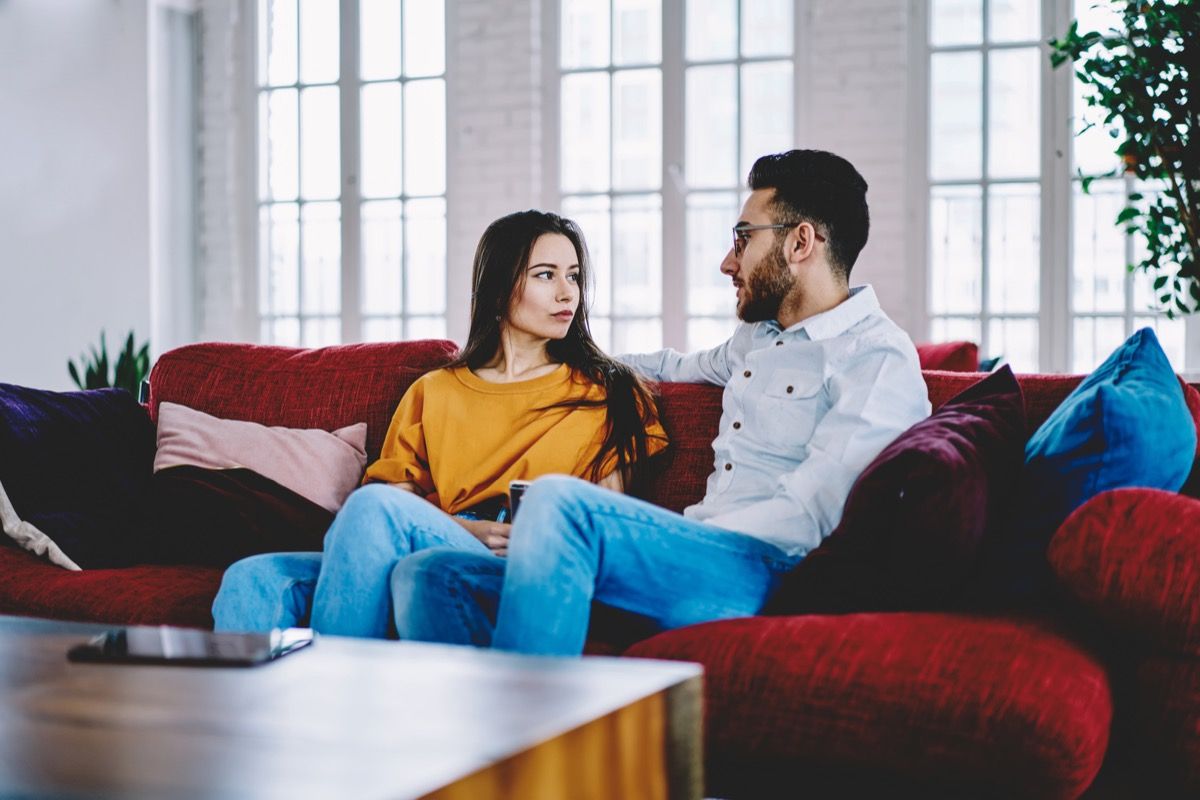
top-left (148, 340), bottom-right (458, 461)
top-left (632, 382), bottom-right (723, 512)
top-left (626, 613), bottom-right (1112, 800)
top-left (917, 341), bottom-right (979, 372)
top-left (1132, 655), bottom-right (1200, 793)
top-left (0, 546), bottom-right (221, 628)
top-left (1048, 488), bottom-right (1200, 655)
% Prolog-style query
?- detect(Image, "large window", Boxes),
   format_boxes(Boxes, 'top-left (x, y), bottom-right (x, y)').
top-left (256, 0), bottom-right (447, 347)
top-left (922, 0), bottom-right (1186, 372)
top-left (555, 0), bottom-right (796, 352)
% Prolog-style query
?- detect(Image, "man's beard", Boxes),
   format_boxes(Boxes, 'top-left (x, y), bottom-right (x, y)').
top-left (737, 245), bottom-right (795, 323)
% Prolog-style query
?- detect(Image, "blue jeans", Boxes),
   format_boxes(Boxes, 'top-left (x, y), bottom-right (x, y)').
top-left (211, 483), bottom-right (492, 637)
top-left (392, 475), bottom-right (802, 656)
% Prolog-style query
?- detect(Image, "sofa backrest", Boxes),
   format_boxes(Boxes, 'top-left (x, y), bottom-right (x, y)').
top-left (148, 342), bottom-right (1200, 508)
top-left (148, 341), bottom-right (458, 461)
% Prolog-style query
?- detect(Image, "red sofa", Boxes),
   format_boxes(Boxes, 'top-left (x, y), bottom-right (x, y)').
top-left (2, 340), bottom-right (1198, 799)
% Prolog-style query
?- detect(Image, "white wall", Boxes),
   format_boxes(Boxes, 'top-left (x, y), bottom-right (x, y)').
top-left (0, 0), bottom-right (152, 391)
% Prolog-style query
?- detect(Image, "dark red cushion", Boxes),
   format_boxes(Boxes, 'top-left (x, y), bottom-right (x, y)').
top-left (1131, 655), bottom-right (1200, 794)
top-left (626, 613), bottom-right (1112, 799)
top-left (1048, 488), bottom-right (1200, 655)
top-left (764, 366), bottom-right (1026, 614)
top-left (0, 545), bottom-right (221, 628)
top-left (147, 466), bottom-right (334, 568)
top-left (917, 341), bottom-right (979, 372)
top-left (148, 340), bottom-right (458, 461)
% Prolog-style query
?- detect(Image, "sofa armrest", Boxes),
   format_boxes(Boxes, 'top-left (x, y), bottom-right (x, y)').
top-left (1048, 488), bottom-right (1200, 654)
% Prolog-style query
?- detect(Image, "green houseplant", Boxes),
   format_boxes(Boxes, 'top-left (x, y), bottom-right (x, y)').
top-left (67, 331), bottom-right (151, 397)
top-left (1050, 0), bottom-right (1198, 316)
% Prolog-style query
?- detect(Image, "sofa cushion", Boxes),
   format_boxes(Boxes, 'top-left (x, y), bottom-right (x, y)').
top-left (979, 328), bottom-right (1197, 605)
top-left (148, 340), bottom-right (458, 461)
top-left (147, 466), bottom-right (334, 568)
top-left (626, 613), bottom-right (1112, 799)
top-left (917, 341), bottom-right (979, 372)
top-left (1048, 488), bottom-right (1200, 655)
top-left (155, 401), bottom-right (368, 513)
top-left (764, 366), bottom-right (1026, 614)
top-left (0, 545), bottom-right (221, 628)
top-left (634, 382), bottom-right (724, 512)
top-left (0, 383), bottom-right (155, 569)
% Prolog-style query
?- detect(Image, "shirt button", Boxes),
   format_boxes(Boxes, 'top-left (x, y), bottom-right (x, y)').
top-left (724, 463), bottom-right (733, 471)
top-left (786, 385), bottom-right (794, 394)
top-left (743, 370), bottom-right (751, 378)
top-left (732, 421), bottom-right (741, 429)
top-left (775, 340), bottom-right (784, 346)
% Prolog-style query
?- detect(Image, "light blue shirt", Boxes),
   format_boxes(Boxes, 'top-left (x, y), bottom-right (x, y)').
top-left (622, 285), bottom-right (930, 556)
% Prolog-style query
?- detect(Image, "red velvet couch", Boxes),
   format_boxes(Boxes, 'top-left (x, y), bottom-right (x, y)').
top-left (3, 340), bottom-right (1198, 799)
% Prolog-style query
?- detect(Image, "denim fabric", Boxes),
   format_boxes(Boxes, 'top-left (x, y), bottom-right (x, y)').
top-left (391, 475), bottom-right (803, 656)
top-left (211, 483), bottom-right (490, 636)
top-left (212, 551), bottom-right (322, 631)
top-left (391, 548), bottom-right (506, 646)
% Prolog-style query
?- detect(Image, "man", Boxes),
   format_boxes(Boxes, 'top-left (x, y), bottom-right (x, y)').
top-left (391, 149), bottom-right (931, 655)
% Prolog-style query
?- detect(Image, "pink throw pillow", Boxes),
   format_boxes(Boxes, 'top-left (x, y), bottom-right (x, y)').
top-left (154, 402), bottom-right (367, 512)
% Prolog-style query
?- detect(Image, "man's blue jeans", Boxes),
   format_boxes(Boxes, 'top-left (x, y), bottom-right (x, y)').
top-left (211, 483), bottom-right (494, 637)
top-left (392, 475), bottom-right (802, 656)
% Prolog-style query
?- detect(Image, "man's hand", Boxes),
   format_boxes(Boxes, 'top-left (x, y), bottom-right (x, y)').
top-left (455, 518), bottom-right (511, 556)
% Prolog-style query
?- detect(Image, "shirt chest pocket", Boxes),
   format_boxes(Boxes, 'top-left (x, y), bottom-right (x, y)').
top-left (756, 369), bottom-right (825, 447)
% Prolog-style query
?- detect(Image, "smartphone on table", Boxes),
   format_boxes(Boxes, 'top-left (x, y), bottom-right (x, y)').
top-left (67, 626), bottom-right (313, 668)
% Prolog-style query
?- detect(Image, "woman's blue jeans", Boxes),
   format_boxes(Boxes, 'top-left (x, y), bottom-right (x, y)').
top-left (211, 483), bottom-right (494, 637)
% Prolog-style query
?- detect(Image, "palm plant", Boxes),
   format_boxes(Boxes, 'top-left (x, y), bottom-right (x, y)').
top-left (68, 331), bottom-right (151, 397)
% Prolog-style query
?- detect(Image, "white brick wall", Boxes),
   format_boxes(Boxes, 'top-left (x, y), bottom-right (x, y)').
top-left (196, 0), bottom-right (251, 343)
top-left (804, 0), bottom-right (916, 335)
top-left (446, 0), bottom-right (547, 342)
top-left (193, 0), bottom-right (921, 344)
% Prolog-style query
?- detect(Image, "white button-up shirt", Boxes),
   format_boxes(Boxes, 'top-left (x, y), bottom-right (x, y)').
top-left (622, 285), bottom-right (930, 556)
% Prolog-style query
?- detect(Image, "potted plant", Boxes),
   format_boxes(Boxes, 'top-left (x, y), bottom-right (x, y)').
top-left (67, 331), bottom-right (151, 397)
top-left (1050, 0), bottom-right (1197, 316)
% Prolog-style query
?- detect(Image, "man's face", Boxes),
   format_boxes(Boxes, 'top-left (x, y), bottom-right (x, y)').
top-left (722, 189), bottom-right (796, 323)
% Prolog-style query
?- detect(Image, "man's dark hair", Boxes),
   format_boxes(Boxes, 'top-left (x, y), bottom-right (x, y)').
top-left (747, 150), bottom-right (870, 280)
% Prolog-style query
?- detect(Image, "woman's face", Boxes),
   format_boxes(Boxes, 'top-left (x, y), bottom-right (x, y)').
top-left (505, 233), bottom-right (581, 342)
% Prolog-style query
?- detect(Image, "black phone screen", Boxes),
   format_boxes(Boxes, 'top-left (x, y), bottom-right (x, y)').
top-left (68, 627), bottom-right (314, 667)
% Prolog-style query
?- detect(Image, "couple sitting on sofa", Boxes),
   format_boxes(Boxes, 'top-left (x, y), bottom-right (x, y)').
top-left (212, 149), bottom-right (931, 656)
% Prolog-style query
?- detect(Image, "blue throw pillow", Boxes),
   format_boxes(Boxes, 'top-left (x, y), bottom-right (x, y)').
top-left (978, 328), bottom-right (1196, 605)
top-left (0, 383), bottom-right (155, 569)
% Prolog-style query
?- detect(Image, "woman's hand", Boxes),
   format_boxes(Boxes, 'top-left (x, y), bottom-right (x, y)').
top-left (455, 518), bottom-right (512, 556)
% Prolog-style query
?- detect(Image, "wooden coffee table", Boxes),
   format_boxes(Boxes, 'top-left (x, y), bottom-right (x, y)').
top-left (0, 615), bottom-right (702, 799)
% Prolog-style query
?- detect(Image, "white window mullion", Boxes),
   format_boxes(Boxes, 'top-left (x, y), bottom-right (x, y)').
top-left (1042, 0), bottom-right (1071, 372)
top-left (661, 0), bottom-right (685, 350)
top-left (980, 2), bottom-right (992, 361)
top-left (339, 0), bottom-right (361, 345)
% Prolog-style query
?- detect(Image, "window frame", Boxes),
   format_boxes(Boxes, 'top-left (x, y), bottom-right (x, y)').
top-left (542, 0), bottom-right (807, 352)
top-left (911, 0), bottom-right (1197, 373)
top-left (243, 0), bottom-right (449, 348)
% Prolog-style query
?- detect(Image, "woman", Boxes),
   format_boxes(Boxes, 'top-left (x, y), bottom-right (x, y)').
top-left (212, 210), bottom-right (667, 638)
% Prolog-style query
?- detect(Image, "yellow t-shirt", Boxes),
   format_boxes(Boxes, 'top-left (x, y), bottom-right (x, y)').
top-left (364, 365), bottom-right (668, 514)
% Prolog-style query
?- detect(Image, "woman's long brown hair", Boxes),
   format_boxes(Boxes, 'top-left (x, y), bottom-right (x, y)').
top-left (445, 210), bottom-right (665, 487)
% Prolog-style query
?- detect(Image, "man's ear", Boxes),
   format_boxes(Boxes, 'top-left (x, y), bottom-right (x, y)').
top-left (785, 221), bottom-right (819, 267)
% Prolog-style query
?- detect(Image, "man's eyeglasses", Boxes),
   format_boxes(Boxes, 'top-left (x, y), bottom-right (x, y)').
top-left (732, 223), bottom-right (825, 258)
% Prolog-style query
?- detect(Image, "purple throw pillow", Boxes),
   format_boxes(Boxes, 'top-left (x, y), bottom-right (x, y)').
top-left (0, 383), bottom-right (155, 569)
top-left (764, 366), bottom-right (1026, 615)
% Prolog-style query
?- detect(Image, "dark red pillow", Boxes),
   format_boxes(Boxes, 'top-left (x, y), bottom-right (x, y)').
top-left (145, 466), bottom-right (333, 568)
top-left (765, 366), bottom-right (1026, 615)
top-left (917, 341), bottom-right (979, 372)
